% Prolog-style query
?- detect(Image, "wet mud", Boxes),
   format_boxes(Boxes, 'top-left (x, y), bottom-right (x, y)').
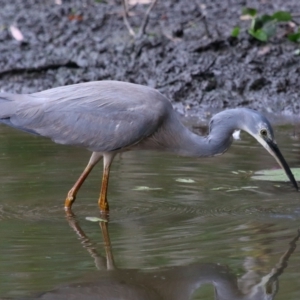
top-left (0, 0), bottom-right (300, 116)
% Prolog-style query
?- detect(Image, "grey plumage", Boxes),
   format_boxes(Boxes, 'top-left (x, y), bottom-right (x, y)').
top-left (0, 81), bottom-right (298, 212)
top-left (0, 81), bottom-right (170, 152)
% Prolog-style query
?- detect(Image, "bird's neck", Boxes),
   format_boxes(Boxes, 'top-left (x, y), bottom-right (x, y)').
top-left (175, 128), bottom-right (233, 157)
top-left (173, 111), bottom-right (241, 158)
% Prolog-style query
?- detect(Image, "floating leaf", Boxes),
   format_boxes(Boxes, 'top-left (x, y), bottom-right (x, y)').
top-left (242, 7), bottom-right (257, 17)
top-left (132, 186), bottom-right (162, 191)
top-left (242, 186), bottom-right (258, 189)
top-left (175, 178), bottom-right (195, 183)
top-left (231, 26), bottom-right (240, 38)
top-left (226, 188), bottom-right (242, 192)
top-left (226, 186), bottom-right (258, 192)
top-left (86, 217), bottom-right (107, 222)
top-left (211, 186), bottom-right (257, 191)
top-left (211, 186), bottom-right (228, 191)
top-left (251, 168), bottom-right (300, 182)
top-left (271, 11), bottom-right (292, 22)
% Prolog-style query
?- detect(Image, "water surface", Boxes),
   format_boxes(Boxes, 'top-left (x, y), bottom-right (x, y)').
top-left (0, 122), bottom-right (299, 299)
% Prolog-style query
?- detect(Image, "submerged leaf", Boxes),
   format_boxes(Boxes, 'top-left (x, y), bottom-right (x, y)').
top-left (86, 217), bottom-right (107, 222)
top-left (212, 186), bottom-right (258, 192)
top-left (242, 186), bottom-right (258, 189)
top-left (226, 188), bottom-right (242, 192)
top-left (175, 178), bottom-right (195, 183)
top-left (211, 186), bottom-right (228, 191)
top-left (132, 186), bottom-right (162, 191)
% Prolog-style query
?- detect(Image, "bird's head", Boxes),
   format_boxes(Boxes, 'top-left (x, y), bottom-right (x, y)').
top-left (241, 109), bottom-right (298, 191)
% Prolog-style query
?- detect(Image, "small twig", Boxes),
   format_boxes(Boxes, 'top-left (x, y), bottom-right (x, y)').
top-left (196, 2), bottom-right (211, 38)
top-left (137, 0), bottom-right (159, 38)
top-left (215, 24), bottom-right (222, 38)
top-left (122, 0), bottom-right (136, 37)
top-left (123, 0), bottom-right (129, 12)
top-left (201, 15), bottom-right (212, 38)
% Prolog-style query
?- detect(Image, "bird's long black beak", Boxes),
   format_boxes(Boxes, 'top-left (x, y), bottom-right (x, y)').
top-left (267, 140), bottom-right (299, 191)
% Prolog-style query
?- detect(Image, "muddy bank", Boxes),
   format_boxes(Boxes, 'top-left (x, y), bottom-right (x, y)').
top-left (0, 0), bottom-right (300, 116)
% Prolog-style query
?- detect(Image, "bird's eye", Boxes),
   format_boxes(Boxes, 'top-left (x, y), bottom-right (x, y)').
top-left (260, 129), bottom-right (268, 136)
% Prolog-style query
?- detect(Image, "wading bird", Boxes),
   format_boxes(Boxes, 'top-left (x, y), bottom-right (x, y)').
top-left (0, 81), bottom-right (298, 213)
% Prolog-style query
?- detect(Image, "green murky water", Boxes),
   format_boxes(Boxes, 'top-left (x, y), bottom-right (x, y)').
top-left (0, 121), bottom-right (299, 299)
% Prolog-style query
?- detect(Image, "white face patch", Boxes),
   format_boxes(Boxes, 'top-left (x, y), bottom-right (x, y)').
top-left (232, 130), bottom-right (241, 140)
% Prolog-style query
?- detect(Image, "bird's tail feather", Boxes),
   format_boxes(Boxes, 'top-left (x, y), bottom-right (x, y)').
top-left (0, 92), bottom-right (18, 118)
top-left (0, 93), bottom-right (41, 136)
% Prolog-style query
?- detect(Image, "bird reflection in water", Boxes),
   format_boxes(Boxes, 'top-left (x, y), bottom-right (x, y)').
top-left (28, 213), bottom-right (300, 300)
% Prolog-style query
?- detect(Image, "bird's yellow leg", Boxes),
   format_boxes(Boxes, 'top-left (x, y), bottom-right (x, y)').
top-left (98, 167), bottom-right (110, 212)
top-left (65, 152), bottom-right (103, 210)
top-left (98, 153), bottom-right (116, 214)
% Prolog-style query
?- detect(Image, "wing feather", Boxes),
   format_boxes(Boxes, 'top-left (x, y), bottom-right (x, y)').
top-left (6, 81), bottom-right (171, 152)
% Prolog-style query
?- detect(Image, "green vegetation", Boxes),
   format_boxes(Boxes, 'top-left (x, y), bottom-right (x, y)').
top-left (232, 8), bottom-right (300, 42)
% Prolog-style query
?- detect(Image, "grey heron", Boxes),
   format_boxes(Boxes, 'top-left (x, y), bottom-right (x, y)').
top-left (0, 81), bottom-right (298, 213)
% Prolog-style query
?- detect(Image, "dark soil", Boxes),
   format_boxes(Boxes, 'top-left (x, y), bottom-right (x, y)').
top-left (0, 0), bottom-right (300, 116)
